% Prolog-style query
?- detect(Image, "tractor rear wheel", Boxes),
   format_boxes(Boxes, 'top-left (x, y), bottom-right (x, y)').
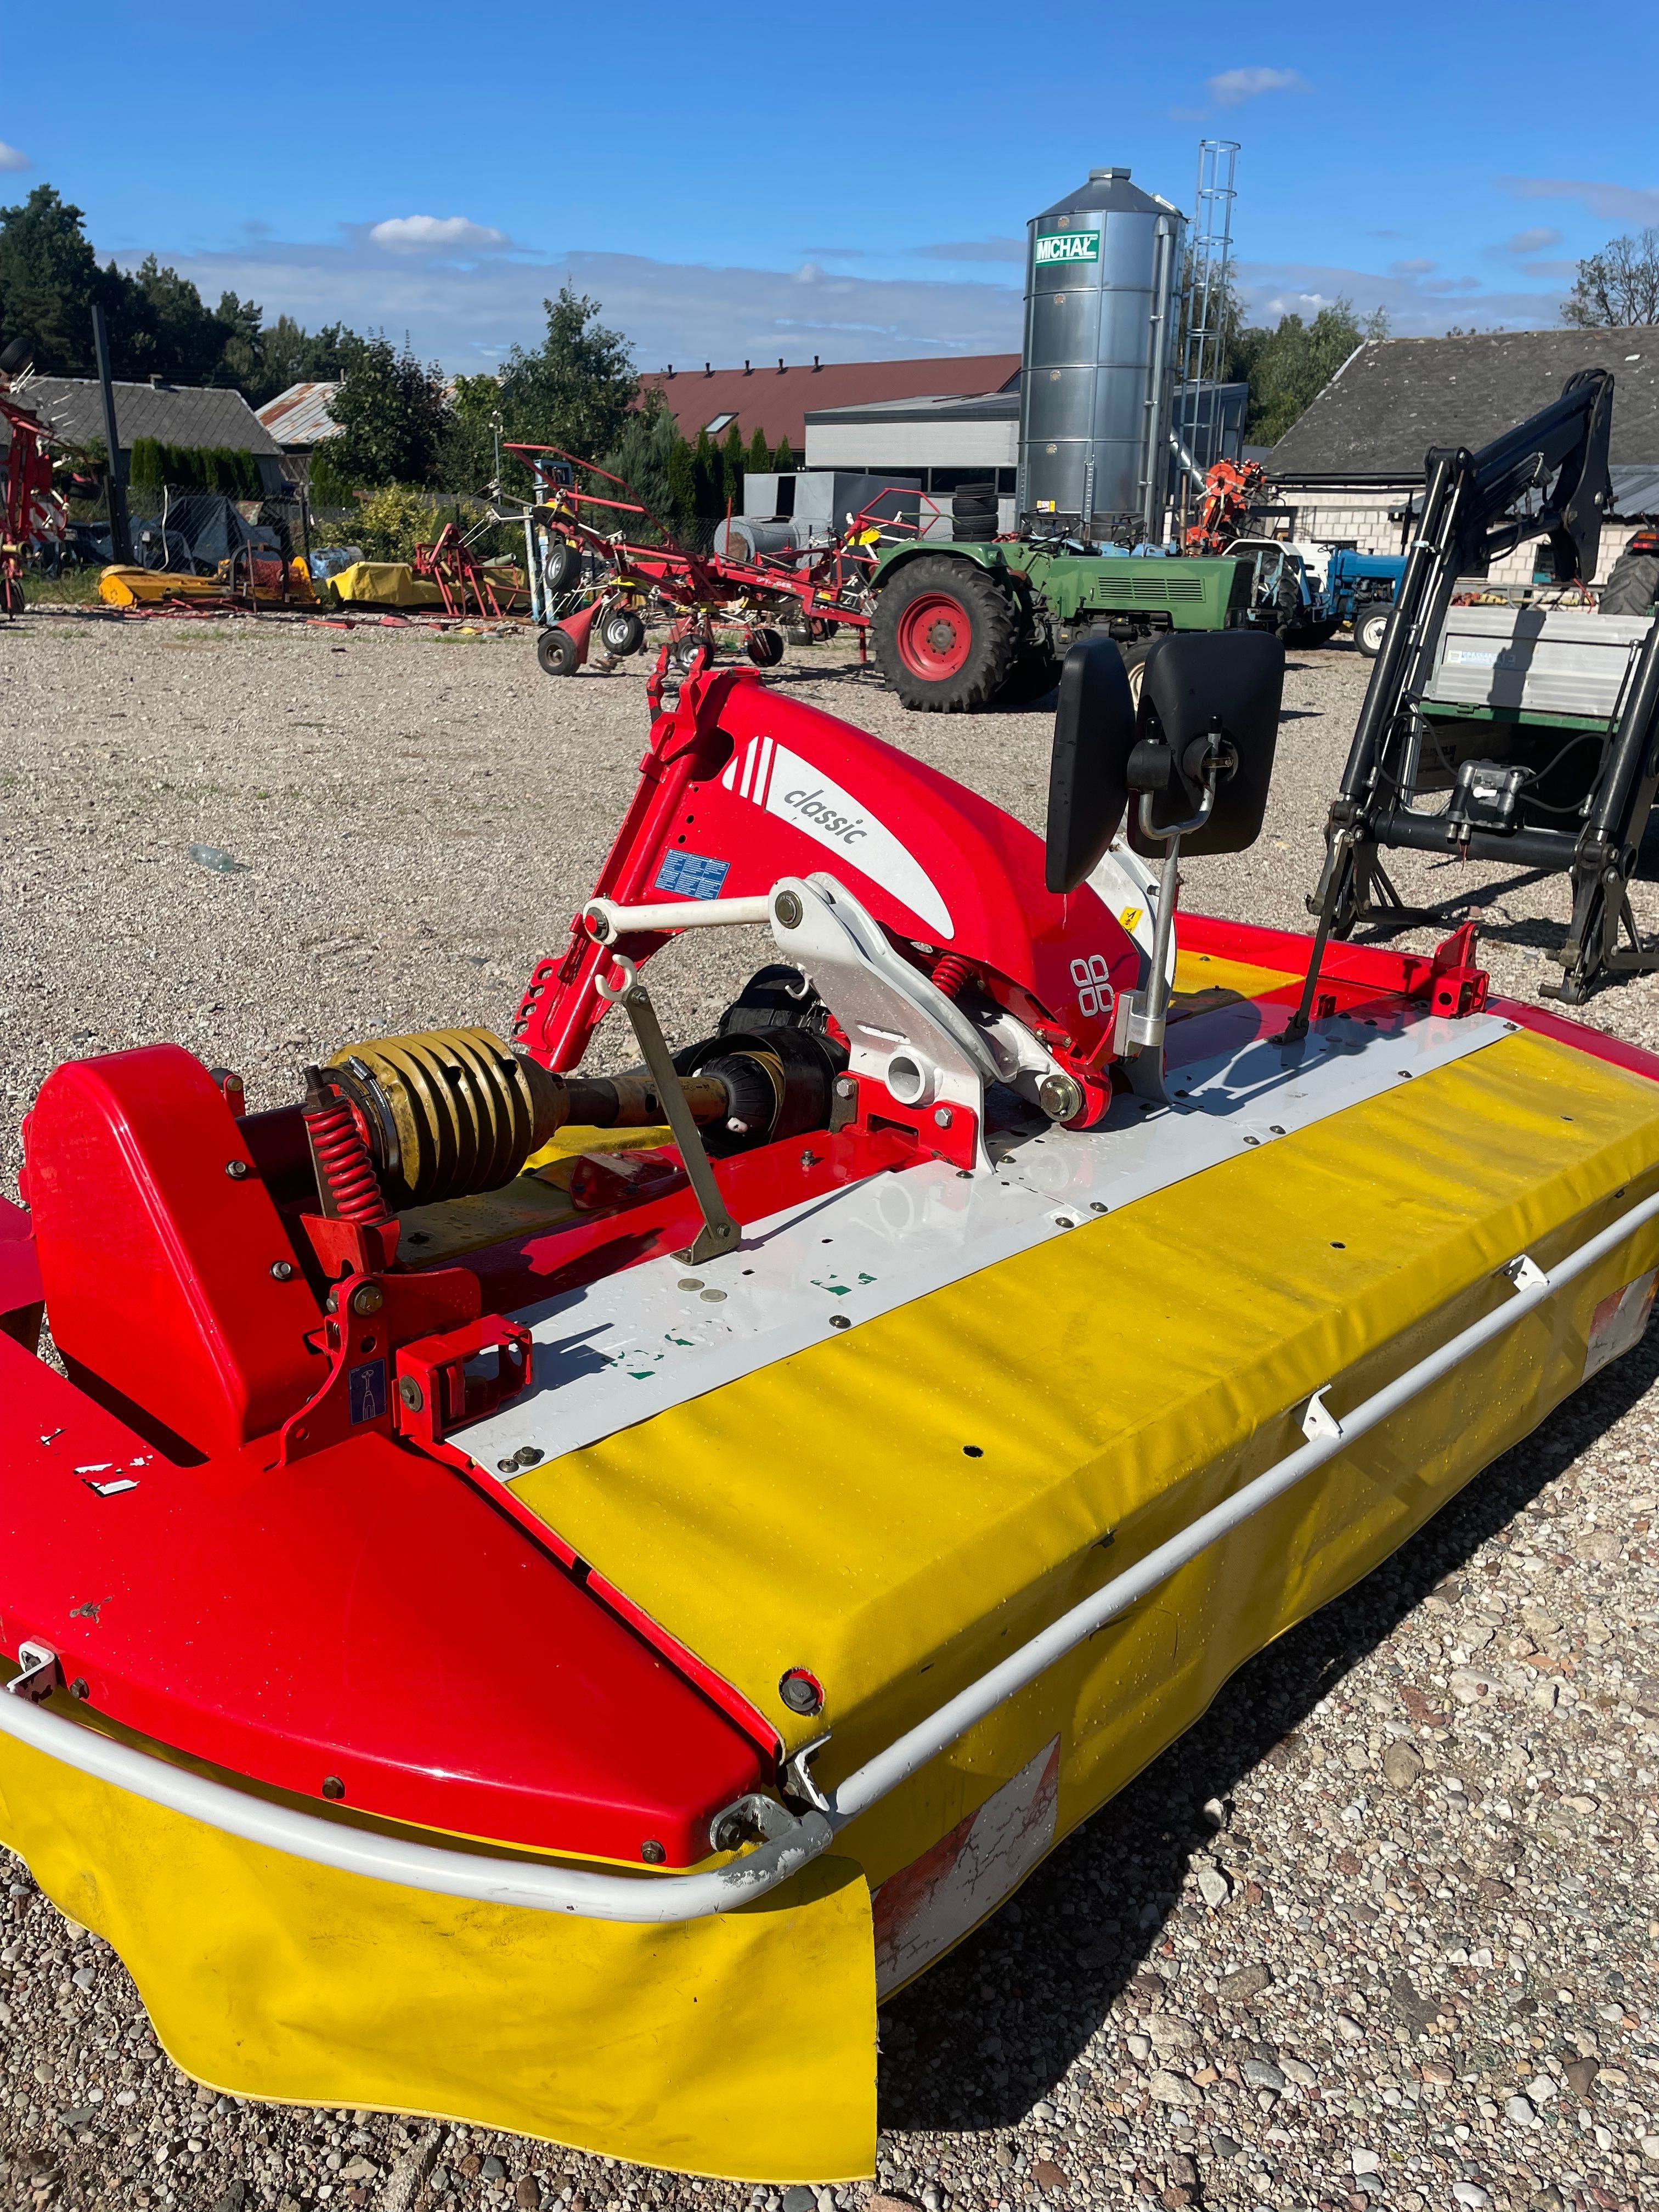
top-left (1120, 635), bottom-right (1158, 710)
top-left (875, 554), bottom-right (1017, 711)
top-left (1600, 550), bottom-right (1659, 618)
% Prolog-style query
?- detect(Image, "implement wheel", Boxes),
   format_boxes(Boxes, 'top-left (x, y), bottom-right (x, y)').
top-left (1355, 605), bottom-right (1391, 659)
top-left (874, 554), bottom-right (1017, 711)
top-left (536, 625), bottom-right (579, 677)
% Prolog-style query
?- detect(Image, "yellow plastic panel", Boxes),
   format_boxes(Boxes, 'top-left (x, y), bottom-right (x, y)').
top-left (0, 1736), bottom-right (875, 2182)
top-left (511, 1028), bottom-right (1659, 1897)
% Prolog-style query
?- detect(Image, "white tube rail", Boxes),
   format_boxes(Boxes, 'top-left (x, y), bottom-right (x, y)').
top-left (7, 1185), bottom-right (1657, 1921)
top-left (583, 895), bottom-right (772, 943)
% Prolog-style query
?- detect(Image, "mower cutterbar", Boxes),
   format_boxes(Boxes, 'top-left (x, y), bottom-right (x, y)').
top-left (4, 641), bottom-right (1659, 2182)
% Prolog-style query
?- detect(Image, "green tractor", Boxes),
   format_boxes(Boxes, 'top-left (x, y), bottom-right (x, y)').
top-left (870, 539), bottom-right (1253, 712)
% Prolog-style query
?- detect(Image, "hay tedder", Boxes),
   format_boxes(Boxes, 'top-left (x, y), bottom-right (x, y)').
top-left (0, 338), bottom-right (65, 614)
top-left (4, 385), bottom-right (1659, 2180)
top-left (513, 443), bottom-right (872, 680)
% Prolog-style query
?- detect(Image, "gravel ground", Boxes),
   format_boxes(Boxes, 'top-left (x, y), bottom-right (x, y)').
top-left (1, 613), bottom-right (1656, 2212)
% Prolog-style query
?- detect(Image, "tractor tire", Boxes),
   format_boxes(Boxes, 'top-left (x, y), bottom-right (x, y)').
top-left (536, 625), bottom-right (579, 678)
top-left (543, 538), bottom-right (582, 595)
top-left (745, 627), bottom-right (785, 667)
top-left (874, 554), bottom-right (1018, 712)
top-left (1599, 550), bottom-right (1659, 619)
top-left (994, 648), bottom-right (1062, 707)
top-left (1285, 617), bottom-right (1342, 648)
top-left (1120, 635), bottom-right (1158, 711)
top-left (599, 607), bottom-right (645, 657)
top-left (1355, 605), bottom-right (1392, 659)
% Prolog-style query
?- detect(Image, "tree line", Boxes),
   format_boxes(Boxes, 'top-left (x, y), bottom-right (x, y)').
top-left (7, 177), bottom-right (1659, 514)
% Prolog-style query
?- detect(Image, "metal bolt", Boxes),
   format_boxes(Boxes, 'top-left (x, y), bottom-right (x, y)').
top-left (269, 1261), bottom-right (295, 1281)
top-left (830, 1314), bottom-right (851, 1330)
top-left (778, 1668), bottom-right (824, 1716)
top-left (69, 1679), bottom-right (88, 1702)
top-left (1089, 1201), bottom-right (1108, 1214)
top-left (834, 1076), bottom-right (857, 1100)
top-left (933, 1105), bottom-right (953, 1130)
top-left (678, 1277), bottom-right (703, 1291)
top-left (1037, 1071), bottom-right (1084, 1123)
top-left (1269, 1125), bottom-right (1286, 1136)
top-left (350, 1284), bottom-right (383, 1316)
top-left (321, 1776), bottom-right (346, 1801)
top-left (640, 1839), bottom-right (667, 1865)
top-left (699, 1288), bottom-right (727, 1303)
top-left (800, 1149), bottom-right (819, 1167)
top-left (512, 1444), bottom-right (543, 1468)
top-left (224, 1159), bottom-right (249, 1180)
top-left (774, 889), bottom-right (804, 928)
top-left (398, 1376), bottom-right (424, 1412)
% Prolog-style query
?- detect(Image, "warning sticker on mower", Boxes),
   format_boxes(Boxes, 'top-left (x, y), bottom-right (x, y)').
top-left (1584, 1268), bottom-right (1658, 1380)
top-left (721, 735), bottom-right (954, 936)
top-left (871, 1736), bottom-right (1059, 1997)
top-left (653, 849), bottom-right (730, 900)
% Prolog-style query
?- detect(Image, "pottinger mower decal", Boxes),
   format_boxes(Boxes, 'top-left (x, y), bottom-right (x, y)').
top-left (721, 736), bottom-right (954, 937)
top-left (1070, 953), bottom-right (1116, 1022)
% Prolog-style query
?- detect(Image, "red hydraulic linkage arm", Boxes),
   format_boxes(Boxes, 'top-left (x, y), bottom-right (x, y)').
top-left (512, 664), bottom-right (752, 1069)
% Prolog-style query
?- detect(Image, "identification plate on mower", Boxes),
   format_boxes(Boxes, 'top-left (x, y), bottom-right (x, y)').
top-left (653, 849), bottom-right (730, 901)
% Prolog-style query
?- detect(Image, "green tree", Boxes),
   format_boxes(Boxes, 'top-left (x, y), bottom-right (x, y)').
top-left (720, 420), bottom-right (745, 512)
top-left (326, 332), bottom-right (450, 489)
top-left (0, 184), bottom-right (104, 373)
top-left (595, 392), bottom-right (682, 535)
top-left (436, 373), bottom-right (503, 494)
top-left (665, 433), bottom-right (697, 531)
top-left (1562, 229), bottom-right (1659, 328)
top-left (770, 434), bottom-right (795, 473)
top-left (691, 427), bottom-right (721, 518)
top-left (1232, 299), bottom-right (1387, 445)
top-left (746, 424), bottom-right (771, 476)
top-left (494, 286), bottom-right (637, 487)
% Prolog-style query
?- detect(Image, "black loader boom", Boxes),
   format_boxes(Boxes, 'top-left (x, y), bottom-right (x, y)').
top-left (1295, 367), bottom-right (1659, 1014)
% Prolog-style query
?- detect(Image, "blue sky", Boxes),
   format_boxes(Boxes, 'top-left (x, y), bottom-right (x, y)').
top-left (4, 4), bottom-right (1657, 371)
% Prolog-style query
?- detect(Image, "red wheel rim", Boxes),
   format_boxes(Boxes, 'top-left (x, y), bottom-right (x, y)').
top-left (896, 591), bottom-right (971, 679)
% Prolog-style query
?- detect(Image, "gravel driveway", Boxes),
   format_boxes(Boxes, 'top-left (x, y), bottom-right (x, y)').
top-left (1, 614), bottom-right (1655, 2212)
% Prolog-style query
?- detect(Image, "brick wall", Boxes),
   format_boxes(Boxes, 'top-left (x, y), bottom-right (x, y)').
top-left (1276, 485), bottom-right (1638, 585)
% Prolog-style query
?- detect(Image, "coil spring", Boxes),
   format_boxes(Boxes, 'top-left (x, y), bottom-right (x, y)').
top-left (304, 1086), bottom-right (386, 1224)
top-left (931, 954), bottom-right (975, 1000)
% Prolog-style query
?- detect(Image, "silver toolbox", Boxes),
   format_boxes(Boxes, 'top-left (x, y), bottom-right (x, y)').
top-left (1422, 605), bottom-right (1654, 720)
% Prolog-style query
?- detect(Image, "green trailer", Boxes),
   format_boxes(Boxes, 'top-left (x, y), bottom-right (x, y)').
top-left (869, 538), bottom-right (1254, 712)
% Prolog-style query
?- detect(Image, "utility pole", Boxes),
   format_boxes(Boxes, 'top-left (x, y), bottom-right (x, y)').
top-left (92, 303), bottom-right (132, 565)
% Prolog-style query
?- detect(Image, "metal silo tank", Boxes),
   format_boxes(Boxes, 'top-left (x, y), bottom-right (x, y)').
top-left (1018, 167), bottom-right (1186, 543)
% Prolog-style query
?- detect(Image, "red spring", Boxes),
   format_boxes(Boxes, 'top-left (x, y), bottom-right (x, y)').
top-left (932, 954), bottom-right (975, 999)
top-left (305, 1092), bottom-right (386, 1224)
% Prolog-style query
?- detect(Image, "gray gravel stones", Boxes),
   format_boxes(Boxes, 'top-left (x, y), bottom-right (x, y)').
top-left (3, 623), bottom-right (1658, 2210)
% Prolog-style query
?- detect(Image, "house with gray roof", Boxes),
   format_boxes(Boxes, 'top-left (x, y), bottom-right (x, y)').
top-left (2, 374), bottom-right (289, 496)
top-left (1267, 326), bottom-right (1659, 580)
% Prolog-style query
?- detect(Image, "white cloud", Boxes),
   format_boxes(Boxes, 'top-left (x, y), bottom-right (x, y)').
top-left (1238, 256), bottom-right (1570, 336)
top-left (1206, 66), bottom-right (1311, 108)
top-left (0, 141), bottom-right (30, 173)
top-left (1502, 177), bottom-right (1659, 227)
top-left (368, 215), bottom-right (509, 255)
top-left (109, 237), bottom-right (1023, 371)
top-left (1499, 227), bottom-right (1562, 256)
top-left (1389, 258), bottom-right (1437, 276)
